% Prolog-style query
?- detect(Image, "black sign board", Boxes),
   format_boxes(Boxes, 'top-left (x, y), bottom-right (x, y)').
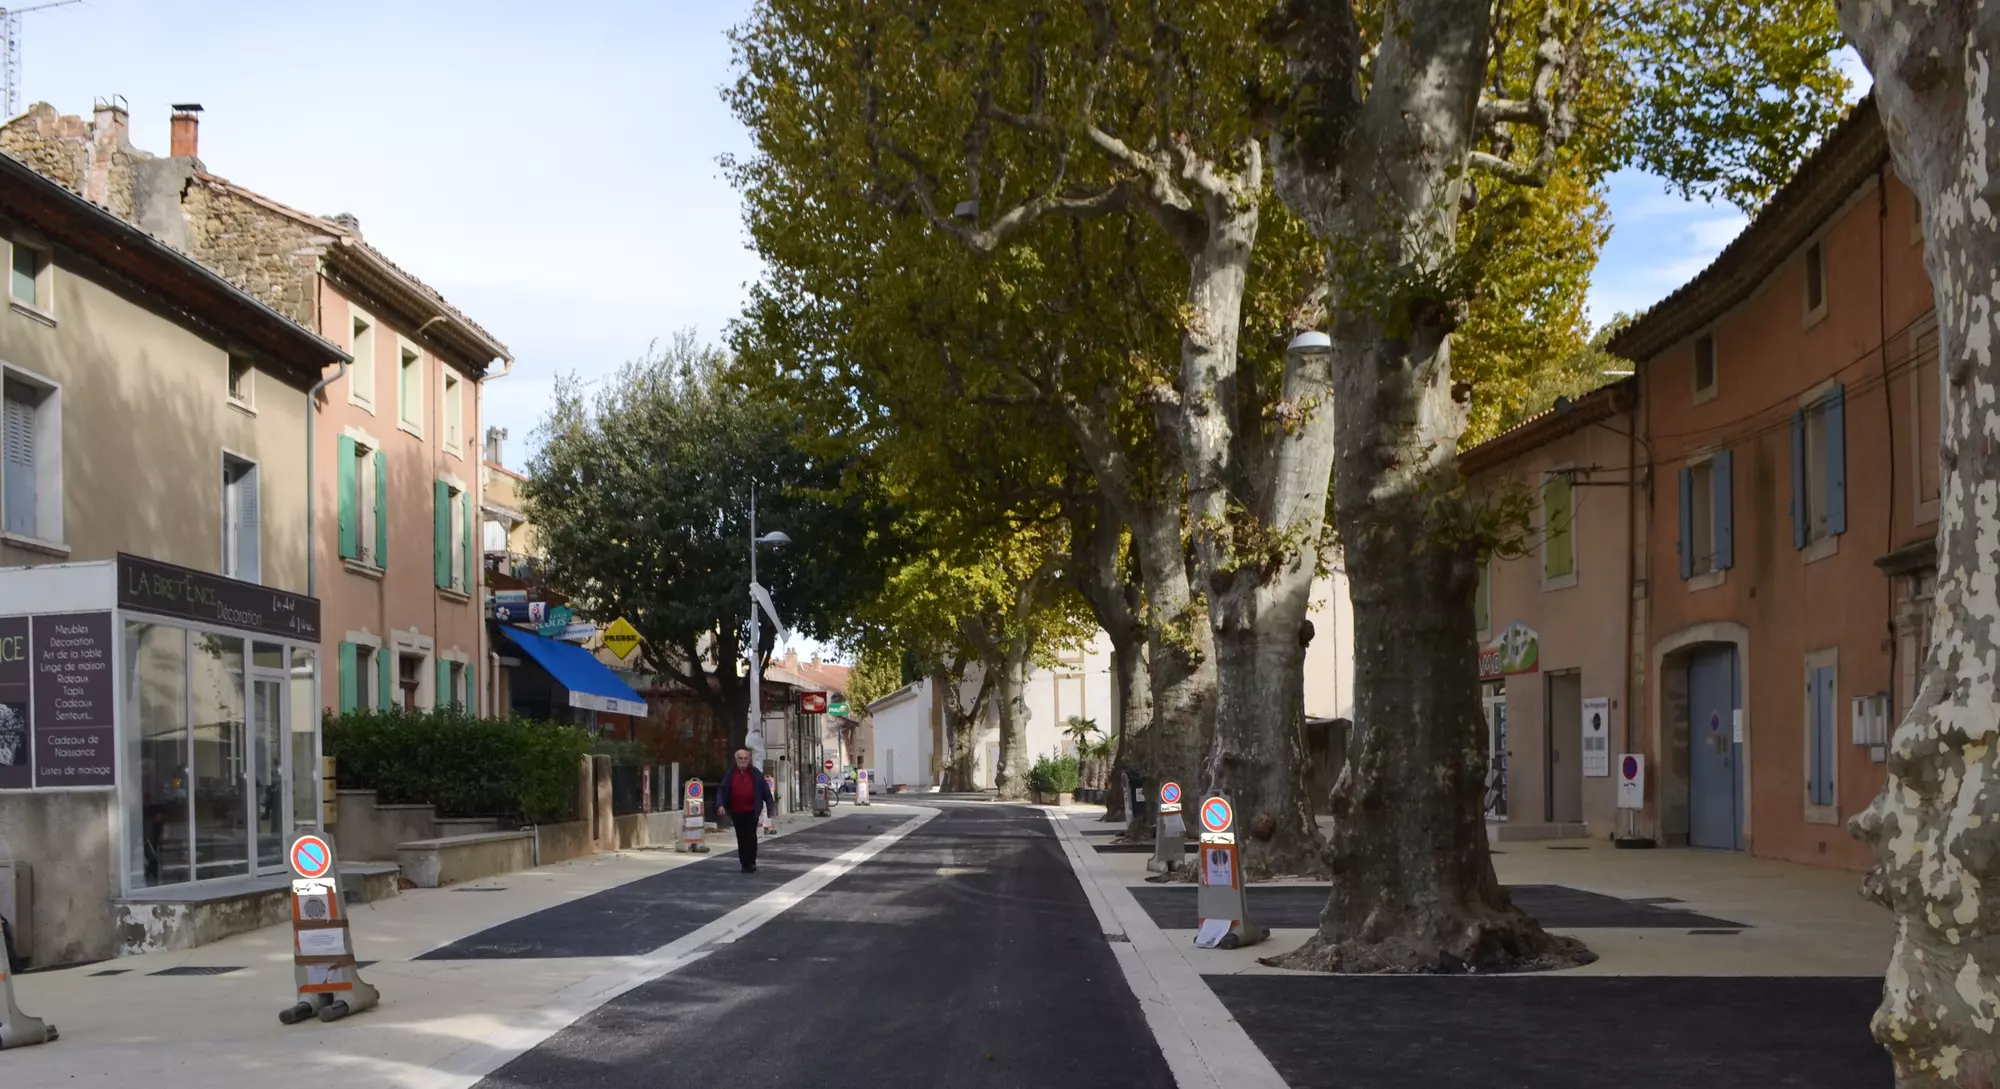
top-left (31, 612), bottom-right (114, 788)
top-left (117, 553), bottom-right (320, 643)
top-left (0, 616), bottom-right (29, 790)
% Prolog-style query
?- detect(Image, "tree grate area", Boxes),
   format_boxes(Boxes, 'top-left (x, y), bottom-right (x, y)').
top-left (149, 965), bottom-right (243, 977)
top-left (1127, 883), bottom-right (1748, 930)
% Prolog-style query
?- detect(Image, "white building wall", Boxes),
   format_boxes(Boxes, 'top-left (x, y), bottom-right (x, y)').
top-left (867, 681), bottom-right (931, 790)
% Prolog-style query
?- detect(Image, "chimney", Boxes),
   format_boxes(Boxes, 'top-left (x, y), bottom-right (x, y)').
top-left (87, 96), bottom-right (129, 207)
top-left (169, 103), bottom-right (202, 159)
top-left (326, 212), bottom-right (361, 237)
top-left (484, 426), bottom-right (508, 465)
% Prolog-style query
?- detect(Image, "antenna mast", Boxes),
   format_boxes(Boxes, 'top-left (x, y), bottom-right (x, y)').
top-left (1, 1), bottom-right (83, 118)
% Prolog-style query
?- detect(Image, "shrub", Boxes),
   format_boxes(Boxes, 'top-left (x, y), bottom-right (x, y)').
top-left (324, 707), bottom-right (592, 824)
top-left (1027, 752), bottom-right (1081, 796)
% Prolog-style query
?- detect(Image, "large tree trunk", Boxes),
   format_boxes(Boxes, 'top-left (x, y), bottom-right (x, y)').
top-left (1170, 189), bottom-right (1326, 878)
top-left (1266, 0), bottom-right (1585, 970)
top-left (1836, 9), bottom-right (2000, 1083)
top-left (994, 644), bottom-right (1034, 800)
top-left (1103, 626), bottom-right (1149, 823)
top-left (933, 663), bottom-right (983, 792)
top-left (1136, 510), bottom-right (1216, 844)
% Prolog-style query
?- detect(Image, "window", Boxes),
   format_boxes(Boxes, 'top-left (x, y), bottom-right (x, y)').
top-left (349, 312), bottom-right (375, 408)
top-left (1804, 240), bottom-right (1827, 316)
top-left (1806, 658), bottom-right (1838, 808)
top-left (398, 652), bottom-right (424, 711)
top-left (399, 344), bottom-right (422, 430)
top-left (1541, 471), bottom-right (1576, 587)
top-left (9, 241), bottom-right (48, 312)
top-left (338, 436), bottom-right (388, 568)
top-left (227, 355), bottom-right (253, 406)
top-left (1677, 452), bottom-right (1734, 580)
top-left (221, 454), bottom-right (261, 583)
top-left (2, 374), bottom-right (59, 543)
top-left (443, 371), bottom-right (463, 455)
top-left (343, 643), bottom-right (377, 711)
top-left (435, 480), bottom-right (472, 593)
top-left (1791, 385), bottom-right (1848, 551)
top-left (1693, 333), bottom-right (1716, 399)
top-left (1473, 560), bottom-right (1491, 635)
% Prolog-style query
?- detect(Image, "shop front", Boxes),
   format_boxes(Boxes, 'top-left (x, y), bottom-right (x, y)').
top-left (0, 555), bottom-right (321, 965)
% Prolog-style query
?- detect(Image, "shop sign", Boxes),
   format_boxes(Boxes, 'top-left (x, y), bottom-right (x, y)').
top-left (118, 553), bottom-right (320, 642)
top-left (536, 605), bottom-right (575, 638)
top-left (799, 691), bottom-right (828, 714)
top-left (601, 618), bottom-right (641, 661)
top-left (0, 611), bottom-right (116, 791)
top-left (1478, 620), bottom-right (1540, 680)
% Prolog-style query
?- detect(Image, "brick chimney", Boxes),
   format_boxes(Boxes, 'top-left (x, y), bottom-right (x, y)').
top-left (168, 103), bottom-right (202, 158)
top-left (87, 97), bottom-right (129, 207)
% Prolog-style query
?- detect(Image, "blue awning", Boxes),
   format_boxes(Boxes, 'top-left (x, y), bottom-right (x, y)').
top-left (497, 626), bottom-right (649, 717)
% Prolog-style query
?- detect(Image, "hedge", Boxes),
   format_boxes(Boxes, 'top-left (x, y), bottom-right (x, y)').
top-left (323, 708), bottom-right (592, 824)
top-left (1027, 752), bottom-right (1081, 796)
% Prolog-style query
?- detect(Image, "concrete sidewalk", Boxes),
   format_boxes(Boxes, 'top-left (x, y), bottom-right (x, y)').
top-left (1, 807), bottom-right (903, 1089)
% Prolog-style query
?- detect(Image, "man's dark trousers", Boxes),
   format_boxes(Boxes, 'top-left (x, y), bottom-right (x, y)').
top-left (731, 810), bottom-right (759, 870)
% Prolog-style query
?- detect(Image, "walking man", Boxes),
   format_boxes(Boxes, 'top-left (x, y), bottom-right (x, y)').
top-left (716, 749), bottom-right (775, 873)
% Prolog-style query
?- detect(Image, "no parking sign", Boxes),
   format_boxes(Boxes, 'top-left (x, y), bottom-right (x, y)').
top-left (1617, 754), bottom-right (1645, 810)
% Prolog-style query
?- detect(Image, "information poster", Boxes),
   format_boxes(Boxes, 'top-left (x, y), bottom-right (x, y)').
top-left (33, 612), bottom-right (116, 788)
top-left (1581, 696), bottom-right (1610, 778)
top-left (1203, 846), bottom-right (1234, 888)
top-left (0, 611), bottom-right (116, 791)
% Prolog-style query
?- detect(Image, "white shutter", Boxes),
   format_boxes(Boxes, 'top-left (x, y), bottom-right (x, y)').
top-left (3, 385), bottom-right (37, 537)
top-left (237, 461), bottom-right (261, 583)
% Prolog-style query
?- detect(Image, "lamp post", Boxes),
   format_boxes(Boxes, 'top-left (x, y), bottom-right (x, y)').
top-left (745, 482), bottom-right (790, 771)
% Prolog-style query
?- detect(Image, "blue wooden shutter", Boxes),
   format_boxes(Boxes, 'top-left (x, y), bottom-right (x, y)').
top-left (338, 641), bottom-right (358, 713)
top-left (374, 449), bottom-right (389, 568)
top-left (337, 437), bottom-right (358, 559)
top-left (434, 481), bottom-right (451, 588)
top-left (1713, 451), bottom-right (1735, 570)
top-left (1789, 410), bottom-right (1808, 550)
top-left (1809, 666), bottom-right (1836, 805)
top-left (1677, 466), bottom-right (1694, 580)
top-left (1825, 385), bottom-right (1847, 536)
top-left (378, 649), bottom-right (392, 711)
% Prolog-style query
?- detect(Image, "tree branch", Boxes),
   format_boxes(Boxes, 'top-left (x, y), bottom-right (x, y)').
top-left (1468, 5), bottom-right (1579, 187)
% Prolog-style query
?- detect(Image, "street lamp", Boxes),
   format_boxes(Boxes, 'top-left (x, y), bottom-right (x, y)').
top-left (745, 483), bottom-right (792, 771)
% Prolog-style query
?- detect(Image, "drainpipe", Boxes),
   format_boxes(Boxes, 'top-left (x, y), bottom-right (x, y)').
top-left (1622, 387), bottom-right (1640, 840)
top-left (307, 277), bottom-right (349, 598)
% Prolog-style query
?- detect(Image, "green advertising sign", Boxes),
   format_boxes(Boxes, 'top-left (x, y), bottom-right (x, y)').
top-left (536, 605), bottom-right (574, 638)
top-left (829, 699), bottom-right (849, 717)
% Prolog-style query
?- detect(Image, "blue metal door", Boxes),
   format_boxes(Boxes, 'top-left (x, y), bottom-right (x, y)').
top-left (1687, 646), bottom-right (1742, 850)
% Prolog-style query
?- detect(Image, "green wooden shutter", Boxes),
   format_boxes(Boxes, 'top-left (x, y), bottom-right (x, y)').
top-left (374, 449), bottom-right (389, 568)
top-left (338, 641), bottom-right (358, 712)
top-left (436, 658), bottom-right (451, 709)
top-left (434, 481), bottom-right (451, 588)
top-left (337, 437), bottom-right (358, 560)
top-left (461, 489), bottom-right (473, 593)
top-left (378, 648), bottom-right (392, 711)
top-left (467, 657), bottom-right (478, 716)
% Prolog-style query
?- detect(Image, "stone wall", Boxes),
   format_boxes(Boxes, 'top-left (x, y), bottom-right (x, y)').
top-left (0, 792), bottom-right (119, 967)
top-left (179, 179), bottom-right (328, 324)
top-left (0, 104), bottom-right (91, 194)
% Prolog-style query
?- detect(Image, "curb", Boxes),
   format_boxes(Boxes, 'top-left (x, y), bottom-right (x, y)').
top-left (1045, 811), bottom-right (1290, 1089)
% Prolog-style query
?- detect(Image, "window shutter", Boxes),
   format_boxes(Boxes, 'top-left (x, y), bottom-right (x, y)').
top-left (1825, 385), bottom-right (1847, 536)
top-left (1677, 466), bottom-right (1694, 580)
top-left (1789, 410), bottom-right (1808, 550)
top-left (1806, 669), bottom-right (1822, 804)
top-left (434, 481), bottom-right (451, 588)
top-left (378, 650), bottom-right (393, 711)
top-left (374, 449), bottom-right (389, 568)
top-left (338, 642), bottom-right (359, 713)
top-left (238, 463), bottom-right (261, 583)
top-left (3, 387), bottom-right (34, 537)
top-left (436, 658), bottom-right (451, 710)
top-left (467, 657), bottom-right (477, 716)
top-left (1713, 451), bottom-right (1734, 571)
top-left (461, 488), bottom-right (473, 592)
top-left (337, 437), bottom-right (358, 559)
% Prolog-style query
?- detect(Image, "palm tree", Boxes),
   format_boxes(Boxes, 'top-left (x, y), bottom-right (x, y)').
top-left (1062, 717), bottom-right (1103, 793)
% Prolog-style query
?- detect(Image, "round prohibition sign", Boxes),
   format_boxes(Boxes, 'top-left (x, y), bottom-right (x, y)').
top-left (1199, 797), bottom-right (1233, 834)
top-left (290, 835), bottom-right (334, 880)
top-left (685, 780), bottom-right (704, 799)
top-left (1622, 755), bottom-right (1640, 780)
top-left (1159, 782), bottom-right (1182, 805)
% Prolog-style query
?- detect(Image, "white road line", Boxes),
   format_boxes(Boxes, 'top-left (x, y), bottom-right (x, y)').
top-left (1045, 810), bottom-right (1291, 1089)
top-left (405, 807), bottom-right (939, 1089)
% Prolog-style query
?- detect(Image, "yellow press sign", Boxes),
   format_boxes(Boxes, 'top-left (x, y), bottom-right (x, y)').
top-left (601, 618), bottom-right (642, 661)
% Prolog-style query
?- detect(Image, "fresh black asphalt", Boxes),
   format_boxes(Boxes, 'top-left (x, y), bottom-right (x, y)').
top-left (1128, 883), bottom-right (1748, 930)
top-left (420, 812), bottom-right (908, 960)
top-left (1207, 974), bottom-right (1889, 1088)
top-left (473, 803), bottom-right (1175, 1089)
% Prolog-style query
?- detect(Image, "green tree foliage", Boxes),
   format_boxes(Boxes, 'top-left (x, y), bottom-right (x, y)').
top-left (843, 644), bottom-right (906, 713)
top-left (524, 331), bottom-right (904, 749)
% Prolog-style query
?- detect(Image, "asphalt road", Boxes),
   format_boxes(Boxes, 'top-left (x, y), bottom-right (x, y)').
top-left (474, 803), bottom-right (1174, 1089)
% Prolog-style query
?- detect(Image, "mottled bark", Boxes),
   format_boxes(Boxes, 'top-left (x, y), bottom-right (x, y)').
top-left (1264, 0), bottom-right (1585, 969)
top-left (1836, 6), bottom-right (2000, 1083)
top-left (933, 658), bottom-right (989, 793)
top-left (1067, 491), bottom-right (1152, 824)
top-left (1103, 631), bottom-right (1149, 822)
top-left (994, 643), bottom-right (1034, 800)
